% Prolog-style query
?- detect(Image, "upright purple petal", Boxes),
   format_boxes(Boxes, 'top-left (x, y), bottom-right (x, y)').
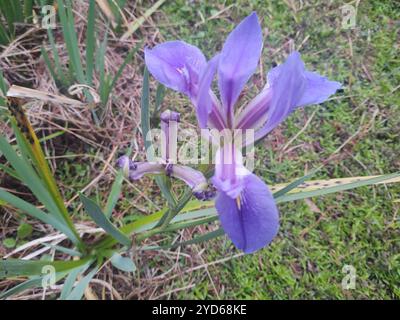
top-left (215, 173), bottom-right (279, 253)
top-left (267, 61), bottom-right (341, 108)
top-left (254, 52), bottom-right (307, 142)
top-left (218, 12), bottom-right (263, 125)
top-left (196, 54), bottom-right (220, 128)
top-left (253, 52), bottom-right (341, 142)
top-left (144, 41), bottom-right (207, 97)
top-left (297, 71), bottom-right (342, 107)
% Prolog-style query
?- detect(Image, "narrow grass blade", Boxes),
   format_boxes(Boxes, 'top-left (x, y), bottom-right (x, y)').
top-left (273, 165), bottom-right (323, 198)
top-left (104, 171), bottom-right (124, 218)
top-left (23, 0), bottom-right (34, 23)
top-left (177, 228), bottom-right (224, 246)
top-left (156, 228), bottom-right (225, 250)
top-left (155, 84), bottom-right (165, 113)
top-left (112, 0), bottom-right (128, 27)
top-left (138, 215), bottom-right (218, 243)
top-left (10, 114), bottom-right (72, 222)
top-left (5, 99), bottom-right (83, 248)
top-left (0, 188), bottom-right (78, 242)
top-left (38, 130), bottom-right (66, 143)
top-left (141, 68), bottom-right (176, 207)
top-left (10, 0), bottom-right (24, 22)
top-left (0, 271), bottom-right (69, 299)
top-left (0, 258), bottom-right (91, 278)
top-left (151, 83), bottom-right (165, 122)
top-left (41, 47), bottom-right (62, 84)
top-left (0, 69), bottom-right (8, 96)
top-left (97, 27), bottom-right (109, 107)
top-left (111, 41), bottom-right (141, 90)
top-left (1, 0), bottom-right (16, 36)
top-left (42, 28), bottom-right (69, 86)
top-left (272, 174), bottom-right (400, 194)
top-left (79, 194), bottom-right (131, 247)
top-left (104, 170), bottom-right (124, 218)
top-left (140, 67), bottom-right (151, 155)
top-left (94, 201), bottom-right (215, 250)
top-left (171, 207), bottom-right (217, 224)
top-left (102, 40), bottom-right (142, 105)
top-left (56, 0), bottom-right (86, 83)
top-left (0, 277), bottom-right (43, 299)
top-left (0, 135), bottom-right (64, 221)
top-left (0, 20), bottom-right (11, 46)
top-left (162, 216), bottom-right (218, 233)
top-left (156, 188), bottom-right (192, 228)
top-left (65, 264), bottom-right (99, 300)
top-left (42, 243), bottom-right (83, 257)
top-left (94, 170), bottom-right (400, 251)
top-left (105, 143), bottom-right (133, 218)
top-left (276, 172), bottom-right (400, 203)
top-left (121, 0), bottom-right (166, 40)
top-left (156, 176), bottom-right (177, 208)
top-left (95, 0), bottom-right (117, 27)
top-left (59, 262), bottom-right (90, 300)
top-left (0, 164), bottom-right (19, 180)
top-left (85, 0), bottom-right (96, 85)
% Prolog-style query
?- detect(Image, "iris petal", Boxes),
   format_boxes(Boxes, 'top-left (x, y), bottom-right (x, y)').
top-left (267, 59), bottom-right (341, 108)
top-left (297, 71), bottom-right (342, 107)
top-left (253, 52), bottom-right (341, 142)
top-left (218, 12), bottom-right (263, 125)
top-left (196, 54), bottom-right (221, 128)
top-left (144, 41), bottom-right (206, 97)
top-left (254, 51), bottom-right (306, 141)
top-left (235, 85), bottom-right (271, 130)
top-left (215, 173), bottom-right (279, 253)
top-left (212, 146), bottom-right (249, 199)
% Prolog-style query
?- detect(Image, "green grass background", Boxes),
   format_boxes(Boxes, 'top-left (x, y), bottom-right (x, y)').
top-left (144, 0), bottom-right (399, 299)
top-left (2, 0), bottom-right (398, 299)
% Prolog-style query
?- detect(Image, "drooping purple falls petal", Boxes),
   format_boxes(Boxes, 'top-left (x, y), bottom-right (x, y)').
top-left (218, 12), bottom-right (263, 127)
top-left (144, 41), bottom-right (206, 97)
top-left (215, 173), bottom-right (279, 253)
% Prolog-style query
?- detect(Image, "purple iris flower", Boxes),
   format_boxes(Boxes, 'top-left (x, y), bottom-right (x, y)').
top-left (144, 12), bottom-right (341, 253)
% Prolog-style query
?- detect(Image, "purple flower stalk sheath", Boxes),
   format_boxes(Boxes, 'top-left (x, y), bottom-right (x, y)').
top-left (117, 156), bottom-right (215, 201)
top-left (118, 111), bottom-right (215, 201)
top-left (145, 12), bottom-right (341, 253)
top-left (160, 110), bottom-right (180, 163)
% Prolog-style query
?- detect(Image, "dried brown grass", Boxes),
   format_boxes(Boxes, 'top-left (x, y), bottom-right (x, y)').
top-left (0, 0), bottom-right (232, 300)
